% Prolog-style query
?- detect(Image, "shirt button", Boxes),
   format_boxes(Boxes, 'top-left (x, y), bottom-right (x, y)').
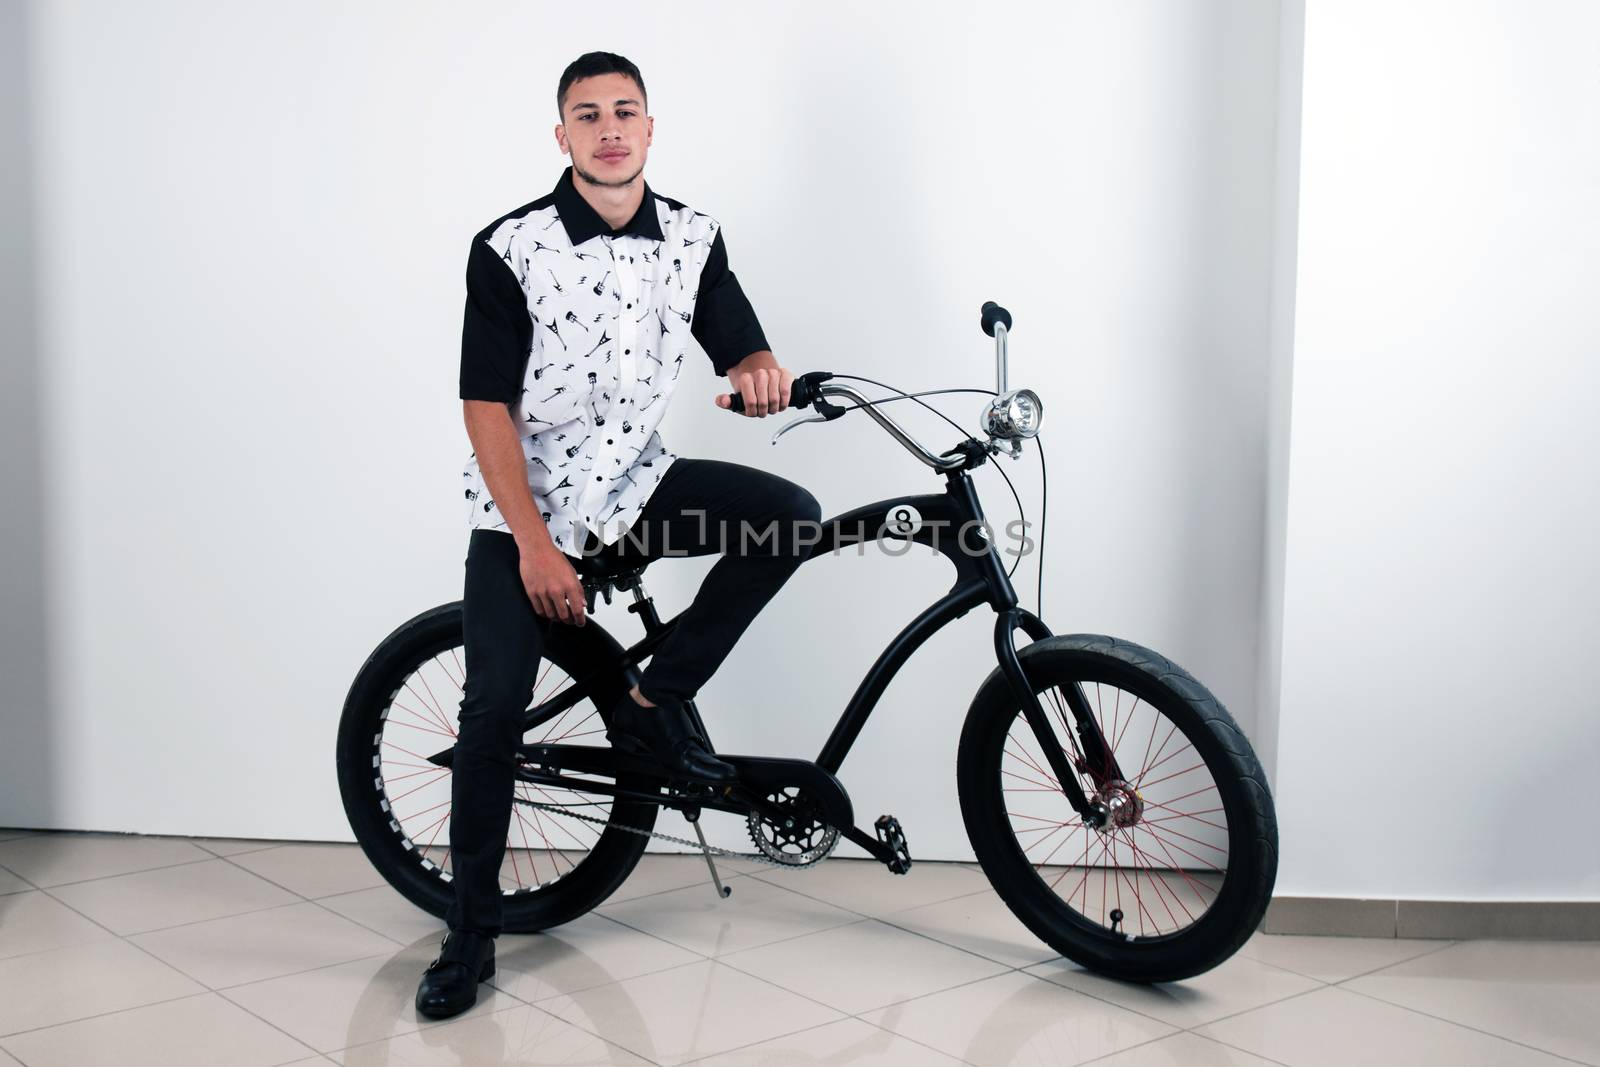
top-left (624, 348), bottom-right (631, 355)
top-left (595, 476), bottom-right (602, 482)
top-left (626, 303), bottom-right (633, 308)
top-left (607, 438), bottom-right (614, 444)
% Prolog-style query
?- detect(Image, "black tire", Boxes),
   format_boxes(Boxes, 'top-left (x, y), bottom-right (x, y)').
top-left (957, 634), bottom-right (1277, 982)
top-left (335, 602), bottom-right (657, 933)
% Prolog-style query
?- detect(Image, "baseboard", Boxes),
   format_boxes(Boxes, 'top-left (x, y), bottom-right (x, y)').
top-left (1263, 897), bottom-right (1600, 939)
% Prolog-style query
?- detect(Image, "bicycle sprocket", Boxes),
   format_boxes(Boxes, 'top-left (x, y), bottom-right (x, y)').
top-left (746, 786), bottom-right (840, 867)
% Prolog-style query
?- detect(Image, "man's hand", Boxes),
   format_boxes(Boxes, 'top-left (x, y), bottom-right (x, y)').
top-left (714, 350), bottom-right (794, 417)
top-left (518, 540), bottom-right (587, 627)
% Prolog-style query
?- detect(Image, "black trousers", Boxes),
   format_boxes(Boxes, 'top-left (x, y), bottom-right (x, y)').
top-left (445, 457), bottom-right (822, 937)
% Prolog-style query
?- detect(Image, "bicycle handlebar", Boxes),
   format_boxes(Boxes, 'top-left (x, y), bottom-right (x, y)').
top-left (720, 301), bottom-right (1019, 472)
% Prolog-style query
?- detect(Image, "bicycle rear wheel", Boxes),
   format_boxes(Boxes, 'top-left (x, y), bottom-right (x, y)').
top-left (957, 634), bottom-right (1277, 982)
top-left (335, 603), bottom-right (657, 933)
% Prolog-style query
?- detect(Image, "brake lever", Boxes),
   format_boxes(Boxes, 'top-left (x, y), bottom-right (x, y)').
top-left (769, 397), bottom-right (849, 446)
top-left (771, 413), bottom-right (827, 445)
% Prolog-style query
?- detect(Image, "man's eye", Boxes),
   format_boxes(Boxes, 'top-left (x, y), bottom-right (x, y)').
top-left (618, 111), bottom-right (634, 118)
top-left (579, 114), bottom-right (595, 121)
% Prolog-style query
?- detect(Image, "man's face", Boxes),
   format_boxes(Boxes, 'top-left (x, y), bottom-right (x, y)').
top-left (556, 73), bottom-right (652, 188)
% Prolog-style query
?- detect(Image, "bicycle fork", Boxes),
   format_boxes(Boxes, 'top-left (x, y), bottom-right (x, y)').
top-left (994, 609), bottom-right (1125, 829)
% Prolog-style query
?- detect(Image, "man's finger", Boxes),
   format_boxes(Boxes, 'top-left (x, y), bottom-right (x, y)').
top-left (740, 375), bottom-right (760, 417)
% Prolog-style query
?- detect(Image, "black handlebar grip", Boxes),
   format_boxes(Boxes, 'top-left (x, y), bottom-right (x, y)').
top-left (980, 301), bottom-right (1013, 337)
top-left (724, 376), bottom-right (819, 413)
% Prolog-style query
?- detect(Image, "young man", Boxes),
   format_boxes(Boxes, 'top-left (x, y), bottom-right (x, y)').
top-left (416, 52), bottom-right (821, 1020)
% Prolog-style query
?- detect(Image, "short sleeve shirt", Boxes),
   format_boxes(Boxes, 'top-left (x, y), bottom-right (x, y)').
top-left (458, 166), bottom-right (770, 557)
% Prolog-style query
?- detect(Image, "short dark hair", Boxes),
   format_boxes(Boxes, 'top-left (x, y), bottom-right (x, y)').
top-left (557, 52), bottom-right (648, 120)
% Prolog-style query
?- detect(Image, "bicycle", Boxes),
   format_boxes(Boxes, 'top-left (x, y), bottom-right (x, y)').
top-left (336, 302), bottom-right (1278, 982)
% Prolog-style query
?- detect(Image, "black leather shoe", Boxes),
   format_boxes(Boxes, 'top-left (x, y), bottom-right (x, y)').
top-left (606, 694), bottom-right (737, 782)
top-left (415, 929), bottom-right (496, 1020)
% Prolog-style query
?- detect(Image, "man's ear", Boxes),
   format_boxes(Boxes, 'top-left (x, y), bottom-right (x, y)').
top-left (646, 115), bottom-right (653, 147)
top-left (554, 123), bottom-right (568, 154)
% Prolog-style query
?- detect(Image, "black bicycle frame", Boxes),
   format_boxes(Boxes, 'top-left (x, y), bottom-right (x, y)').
top-left (543, 460), bottom-right (1124, 824)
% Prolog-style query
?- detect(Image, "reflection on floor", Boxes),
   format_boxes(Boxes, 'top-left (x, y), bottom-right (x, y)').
top-left (0, 829), bottom-right (1594, 1066)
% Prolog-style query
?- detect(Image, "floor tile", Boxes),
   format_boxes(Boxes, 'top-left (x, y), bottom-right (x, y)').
top-left (606, 854), bottom-right (752, 904)
top-left (1028, 953), bottom-right (1320, 1029)
top-left (317, 886), bottom-right (443, 945)
top-left (331, 1003), bottom-right (651, 1065)
top-left (861, 970), bottom-right (1174, 1067)
top-left (130, 901), bottom-right (399, 988)
top-left (541, 959), bottom-right (841, 1066)
top-left (1198, 985), bottom-right (1570, 1066)
top-left (1345, 940), bottom-right (1600, 1064)
top-left (721, 918), bottom-right (1008, 1013)
top-left (491, 913), bottom-right (700, 1003)
top-left (881, 888), bottom-right (1059, 968)
top-left (751, 858), bottom-right (988, 918)
top-left (1235, 932), bottom-right (1448, 983)
top-left (0, 938), bottom-right (204, 1036)
top-left (0, 868), bottom-right (26, 896)
top-left (0, 891), bottom-right (115, 959)
top-left (189, 837), bottom-right (285, 857)
top-left (229, 843), bottom-right (388, 899)
top-left (222, 940), bottom-right (517, 1054)
top-left (1075, 1032), bottom-right (1281, 1065)
top-left (600, 874), bottom-right (857, 957)
top-left (0, 991), bottom-right (315, 1066)
top-left (0, 833), bottom-right (212, 887)
top-left (685, 1016), bottom-right (966, 1065)
top-left (49, 857), bottom-right (300, 935)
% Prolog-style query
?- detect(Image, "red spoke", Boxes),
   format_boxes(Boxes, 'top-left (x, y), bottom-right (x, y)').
top-left (396, 797), bottom-right (452, 823)
top-left (1005, 744), bottom-right (1062, 789)
top-left (1137, 761), bottom-right (1207, 792)
top-left (1136, 740), bottom-right (1197, 787)
top-left (1003, 768), bottom-right (1061, 792)
top-left (1140, 722), bottom-right (1180, 783)
top-left (389, 770), bottom-right (452, 805)
top-left (385, 766), bottom-right (453, 786)
top-left (382, 739), bottom-right (446, 765)
top-left (1113, 695), bottom-right (1143, 754)
top-left (415, 669), bottom-right (457, 738)
top-left (1143, 785), bottom-right (1221, 811)
top-left (1121, 829), bottom-right (1188, 926)
top-left (1144, 820), bottom-right (1229, 856)
top-left (439, 650), bottom-right (465, 690)
top-left (385, 703), bottom-right (458, 740)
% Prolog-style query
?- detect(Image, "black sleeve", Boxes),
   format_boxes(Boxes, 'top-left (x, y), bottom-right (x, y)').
top-left (691, 228), bottom-right (771, 377)
top-left (459, 234), bottom-right (533, 402)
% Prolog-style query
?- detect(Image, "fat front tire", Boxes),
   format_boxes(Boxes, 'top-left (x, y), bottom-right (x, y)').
top-left (957, 634), bottom-right (1277, 982)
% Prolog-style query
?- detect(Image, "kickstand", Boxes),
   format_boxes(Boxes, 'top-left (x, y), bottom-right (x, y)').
top-left (685, 810), bottom-right (732, 900)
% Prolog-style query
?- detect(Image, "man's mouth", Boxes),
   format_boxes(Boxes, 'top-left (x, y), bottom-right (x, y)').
top-left (597, 150), bottom-right (628, 162)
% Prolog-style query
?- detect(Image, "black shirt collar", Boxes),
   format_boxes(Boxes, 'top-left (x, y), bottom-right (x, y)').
top-left (551, 165), bottom-right (665, 247)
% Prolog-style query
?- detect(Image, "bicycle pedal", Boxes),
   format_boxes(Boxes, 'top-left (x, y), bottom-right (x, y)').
top-left (874, 815), bottom-right (913, 875)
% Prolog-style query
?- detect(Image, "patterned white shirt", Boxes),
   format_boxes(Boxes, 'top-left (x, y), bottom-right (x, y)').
top-left (458, 166), bottom-right (769, 557)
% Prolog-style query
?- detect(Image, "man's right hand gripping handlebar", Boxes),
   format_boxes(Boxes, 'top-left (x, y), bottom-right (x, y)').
top-left (722, 371), bottom-right (838, 415)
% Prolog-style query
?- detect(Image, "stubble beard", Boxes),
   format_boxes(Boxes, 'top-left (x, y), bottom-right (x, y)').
top-left (572, 157), bottom-right (645, 190)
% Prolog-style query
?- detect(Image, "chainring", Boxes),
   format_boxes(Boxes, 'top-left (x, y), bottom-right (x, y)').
top-left (746, 786), bottom-right (840, 867)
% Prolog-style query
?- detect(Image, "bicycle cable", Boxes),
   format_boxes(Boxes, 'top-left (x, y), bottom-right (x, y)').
top-left (818, 375), bottom-right (1043, 614)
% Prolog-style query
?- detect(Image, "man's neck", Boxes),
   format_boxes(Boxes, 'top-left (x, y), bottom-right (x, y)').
top-left (571, 167), bottom-right (645, 233)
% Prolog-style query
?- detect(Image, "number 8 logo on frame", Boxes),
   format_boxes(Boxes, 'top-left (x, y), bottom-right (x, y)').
top-left (884, 504), bottom-right (922, 538)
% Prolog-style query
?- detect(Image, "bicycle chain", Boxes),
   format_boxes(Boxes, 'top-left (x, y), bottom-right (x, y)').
top-left (513, 794), bottom-right (805, 870)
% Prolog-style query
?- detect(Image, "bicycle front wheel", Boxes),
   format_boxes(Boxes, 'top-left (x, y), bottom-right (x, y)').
top-left (957, 634), bottom-right (1277, 982)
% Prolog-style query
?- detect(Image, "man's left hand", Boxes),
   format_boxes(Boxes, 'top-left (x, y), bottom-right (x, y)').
top-left (715, 350), bottom-right (794, 417)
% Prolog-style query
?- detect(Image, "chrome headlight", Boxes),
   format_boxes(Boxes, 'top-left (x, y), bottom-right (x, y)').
top-left (982, 388), bottom-right (1043, 440)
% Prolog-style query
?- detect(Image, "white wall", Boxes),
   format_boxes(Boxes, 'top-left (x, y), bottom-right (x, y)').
top-left (1273, 0), bottom-right (1600, 899)
top-left (3, 0), bottom-right (1283, 860)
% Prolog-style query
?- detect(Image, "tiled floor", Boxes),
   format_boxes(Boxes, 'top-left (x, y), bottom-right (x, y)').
top-left (1, 829), bottom-right (1595, 1066)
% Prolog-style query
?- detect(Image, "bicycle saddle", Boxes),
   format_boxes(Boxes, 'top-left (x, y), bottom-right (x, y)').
top-left (571, 551), bottom-right (651, 585)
